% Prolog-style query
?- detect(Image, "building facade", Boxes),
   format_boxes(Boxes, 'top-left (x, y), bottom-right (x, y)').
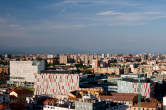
top-left (43, 105), bottom-right (74, 110)
top-left (34, 71), bottom-right (79, 97)
top-left (75, 101), bottom-right (105, 110)
top-left (59, 55), bottom-right (68, 64)
top-left (100, 93), bottom-right (138, 110)
top-left (163, 96), bottom-right (166, 110)
top-left (9, 60), bottom-right (45, 87)
top-left (117, 80), bottom-right (155, 98)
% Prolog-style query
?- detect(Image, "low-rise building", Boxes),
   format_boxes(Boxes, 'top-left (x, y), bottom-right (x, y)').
top-left (9, 89), bottom-right (33, 102)
top-left (100, 93), bottom-right (138, 110)
top-left (43, 99), bottom-right (75, 110)
top-left (132, 102), bottom-right (158, 110)
top-left (75, 100), bottom-right (105, 110)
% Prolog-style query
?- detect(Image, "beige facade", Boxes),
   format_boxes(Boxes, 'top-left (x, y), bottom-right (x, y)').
top-left (59, 55), bottom-right (68, 64)
top-left (93, 67), bottom-right (123, 74)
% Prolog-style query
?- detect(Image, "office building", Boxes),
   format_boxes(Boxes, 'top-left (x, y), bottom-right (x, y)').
top-left (34, 70), bottom-right (79, 97)
top-left (117, 79), bottom-right (155, 98)
top-left (9, 60), bottom-right (45, 87)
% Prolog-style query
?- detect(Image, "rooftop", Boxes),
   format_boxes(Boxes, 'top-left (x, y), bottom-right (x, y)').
top-left (133, 102), bottom-right (157, 108)
top-left (0, 105), bottom-right (8, 109)
top-left (10, 89), bottom-right (33, 95)
top-left (43, 98), bottom-right (57, 105)
top-left (120, 78), bottom-right (151, 83)
top-left (43, 99), bottom-right (75, 109)
top-left (40, 70), bottom-right (78, 74)
top-left (76, 99), bottom-right (100, 103)
top-left (100, 93), bottom-right (138, 102)
top-left (107, 75), bottom-right (121, 78)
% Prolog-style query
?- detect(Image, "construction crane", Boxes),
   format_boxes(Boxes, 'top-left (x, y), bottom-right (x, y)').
top-left (138, 71), bottom-right (141, 110)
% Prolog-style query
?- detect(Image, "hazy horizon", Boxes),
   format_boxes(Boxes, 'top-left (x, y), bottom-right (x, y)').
top-left (1, 47), bottom-right (166, 54)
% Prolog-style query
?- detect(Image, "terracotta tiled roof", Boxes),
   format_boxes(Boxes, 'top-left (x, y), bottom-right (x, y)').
top-left (100, 93), bottom-right (138, 102)
top-left (68, 97), bottom-right (79, 101)
top-left (0, 104), bottom-right (8, 109)
top-left (149, 98), bottom-right (161, 104)
top-left (43, 98), bottom-right (57, 105)
top-left (133, 102), bottom-right (157, 108)
top-left (107, 75), bottom-right (121, 78)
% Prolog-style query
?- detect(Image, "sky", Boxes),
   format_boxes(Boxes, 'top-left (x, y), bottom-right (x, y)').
top-left (0, 0), bottom-right (166, 54)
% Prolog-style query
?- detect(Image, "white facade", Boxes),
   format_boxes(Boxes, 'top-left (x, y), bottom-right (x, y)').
top-left (163, 96), bottom-right (166, 110)
top-left (47, 54), bottom-right (54, 59)
top-left (9, 60), bottom-right (45, 86)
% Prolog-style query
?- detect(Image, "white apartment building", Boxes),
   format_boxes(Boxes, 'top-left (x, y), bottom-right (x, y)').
top-left (9, 60), bottom-right (45, 87)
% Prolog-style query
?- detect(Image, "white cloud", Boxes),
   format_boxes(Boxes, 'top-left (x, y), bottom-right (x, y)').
top-left (8, 24), bottom-right (24, 30)
top-left (61, 0), bottom-right (140, 6)
top-left (110, 22), bottom-right (146, 26)
top-left (96, 11), bottom-right (122, 16)
top-left (144, 11), bottom-right (161, 15)
top-left (52, 24), bottom-right (87, 29)
top-left (45, 0), bottom-right (141, 11)
top-left (94, 10), bottom-right (166, 26)
top-left (22, 22), bottom-right (87, 32)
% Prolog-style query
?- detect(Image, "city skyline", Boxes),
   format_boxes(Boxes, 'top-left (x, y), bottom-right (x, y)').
top-left (1, 0), bottom-right (166, 53)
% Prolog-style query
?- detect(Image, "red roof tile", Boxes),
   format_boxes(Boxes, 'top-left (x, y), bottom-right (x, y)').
top-left (100, 93), bottom-right (138, 102)
top-left (133, 102), bottom-right (157, 108)
top-left (0, 105), bottom-right (8, 109)
top-left (43, 98), bottom-right (57, 105)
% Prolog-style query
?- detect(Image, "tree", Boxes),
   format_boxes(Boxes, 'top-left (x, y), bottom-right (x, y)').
top-left (111, 73), bottom-right (116, 75)
top-left (105, 73), bottom-right (116, 76)
top-left (83, 70), bottom-right (92, 74)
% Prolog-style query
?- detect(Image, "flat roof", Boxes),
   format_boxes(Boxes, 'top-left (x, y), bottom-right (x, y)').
top-left (120, 78), bottom-right (151, 83)
top-left (40, 70), bottom-right (78, 74)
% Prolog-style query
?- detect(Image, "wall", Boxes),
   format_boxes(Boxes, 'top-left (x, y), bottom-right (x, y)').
top-left (10, 60), bottom-right (45, 85)
top-left (43, 105), bottom-right (74, 110)
top-left (117, 80), bottom-right (152, 98)
top-left (34, 73), bottom-right (79, 97)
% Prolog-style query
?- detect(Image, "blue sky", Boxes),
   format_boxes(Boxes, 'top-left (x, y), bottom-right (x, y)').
top-left (0, 0), bottom-right (166, 53)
